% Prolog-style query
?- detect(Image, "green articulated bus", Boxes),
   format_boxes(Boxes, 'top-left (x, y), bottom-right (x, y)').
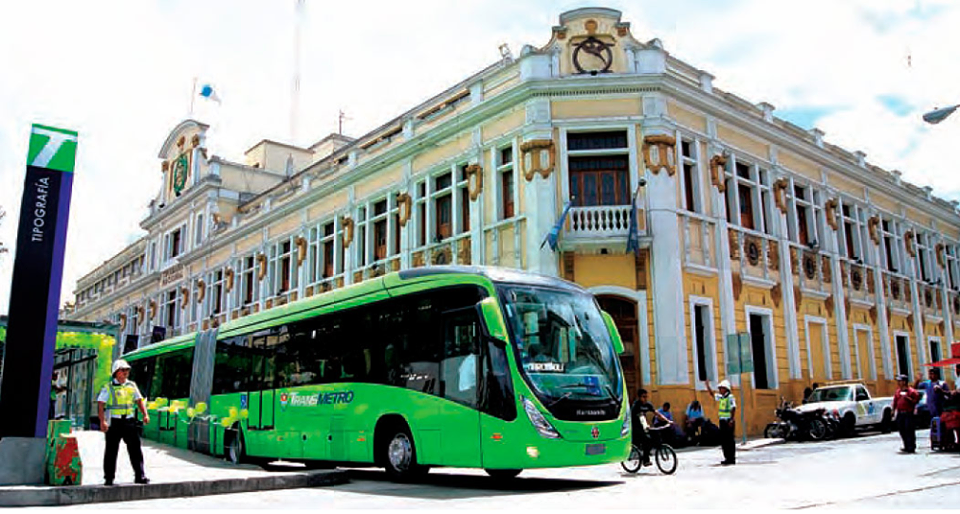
top-left (124, 266), bottom-right (630, 480)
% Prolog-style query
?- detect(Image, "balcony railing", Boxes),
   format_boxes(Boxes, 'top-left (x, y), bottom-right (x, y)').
top-left (730, 227), bottom-right (780, 283)
top-left (788, 243), bottom-right (831, 296)
top-left (882, 271), bottom-right (912, 313)
top-left (680, 212), bottom-right (717, 270)
top-left (843, 260), bottom-right (875, 305)
top-left (566, 204), bottom-right (642, 239)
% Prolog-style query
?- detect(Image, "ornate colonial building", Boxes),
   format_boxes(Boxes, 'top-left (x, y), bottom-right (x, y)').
top-left (67, 8), bottom-right (960, 434)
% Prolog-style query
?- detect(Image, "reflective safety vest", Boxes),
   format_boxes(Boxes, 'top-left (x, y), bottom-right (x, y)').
top-left (106, 381), bottom-right (138, 417)
top-left (718, 394), bottom-right (733, 420)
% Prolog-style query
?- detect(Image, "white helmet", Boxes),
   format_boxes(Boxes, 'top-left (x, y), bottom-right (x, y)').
top-left (718, 379), bottom-right (732, 391)
top-left (112, 359), bottom-right (131, 375)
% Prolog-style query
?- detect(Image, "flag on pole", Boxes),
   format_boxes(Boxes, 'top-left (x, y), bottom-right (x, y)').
top-left (199, 83), bottom-right (221, 104)
top-left (541, 201), bottom-right (573, 251)
top-left (626, 185), bottom-right (641, 256)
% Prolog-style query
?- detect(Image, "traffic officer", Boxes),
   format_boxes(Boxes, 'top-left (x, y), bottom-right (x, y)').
top-left (97, 359), bottom-right (150, 485)
top-left (705, 379), bottom-right (737, 465)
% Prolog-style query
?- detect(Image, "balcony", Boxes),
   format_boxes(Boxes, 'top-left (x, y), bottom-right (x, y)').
top-left (843, 260), bottom-right (875, 307)
top-left (679, 212), bottom-right (717, 273)
top-left (882, 272), bottom-right (912, 315)
top-left (788, 244), bottom-right (831, 298)
top-left (729, 227), bottom-right (780, 286)
top-left (565, 204), bottom-right (646, 244)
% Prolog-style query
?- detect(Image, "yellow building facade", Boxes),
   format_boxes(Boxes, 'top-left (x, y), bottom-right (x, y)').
top-left (68, 8), bottom-right (960, 435)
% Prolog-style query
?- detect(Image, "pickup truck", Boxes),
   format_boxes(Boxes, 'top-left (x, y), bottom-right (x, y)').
top-left (795, 382), bottom-right (894, 436)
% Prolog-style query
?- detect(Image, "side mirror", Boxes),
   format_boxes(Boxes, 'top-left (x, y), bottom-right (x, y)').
top-left (601, 310), bottom-right (625, 355)
top-left (478, 297), bottom-right (509, 345)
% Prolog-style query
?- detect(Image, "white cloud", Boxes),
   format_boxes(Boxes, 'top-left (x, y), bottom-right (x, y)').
top-left (1, 0), bottom-right (959, 316)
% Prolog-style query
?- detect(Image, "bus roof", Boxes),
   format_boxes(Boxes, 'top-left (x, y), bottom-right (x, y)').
top-left (126, 266), bottom-right (585, 354)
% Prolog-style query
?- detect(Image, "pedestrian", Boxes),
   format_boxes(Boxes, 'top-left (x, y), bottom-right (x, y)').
top-left (914, 368), bottom-right (947, 421)
top-left (892, 374), bottom-right (921, 454)
top-left (97, 359), bottom-right (150, 485)
top-left (705, 379), bottom-right (737, 465)
top-left (631, 388), bottom-right (672, 466)
top-left (684, 400), bottom-right (705, 444)
top-left (654, 402), bottom-right (682, 445)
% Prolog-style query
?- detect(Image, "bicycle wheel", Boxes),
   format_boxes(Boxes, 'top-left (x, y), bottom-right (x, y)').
top-left (621, 444), bottom-right (642, 473)
top-left (655, 444), bottom-right (677, 475)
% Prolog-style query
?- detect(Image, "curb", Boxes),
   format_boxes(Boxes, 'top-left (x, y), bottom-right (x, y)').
top-left (0, 469), bottom-right (348, 507)
top-left (738, 438), bottom-right (786, 451)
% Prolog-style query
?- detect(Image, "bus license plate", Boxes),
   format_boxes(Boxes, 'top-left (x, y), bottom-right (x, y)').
top-left (585, 443), bottom-right (606, 456)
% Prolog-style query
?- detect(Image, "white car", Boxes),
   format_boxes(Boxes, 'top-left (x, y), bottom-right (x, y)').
top-left (795, 383), bottom-right (894, 436)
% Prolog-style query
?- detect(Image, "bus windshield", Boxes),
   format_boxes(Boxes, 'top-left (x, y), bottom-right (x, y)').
top-left (498, 284), bottom-right (622, 420)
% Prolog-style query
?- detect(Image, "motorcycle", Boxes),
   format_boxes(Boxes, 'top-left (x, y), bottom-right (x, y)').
top-left (764, 397), bottom-right (828, 441)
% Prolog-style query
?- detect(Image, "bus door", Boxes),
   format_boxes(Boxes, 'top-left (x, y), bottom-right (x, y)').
top-left (438, 307), bottom-right (483, 467)
top-left (247, 331), bottom-right (278, 437)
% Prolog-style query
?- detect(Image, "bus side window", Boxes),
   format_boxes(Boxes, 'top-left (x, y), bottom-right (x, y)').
top-left (440, 308), bottom-right (481, 407)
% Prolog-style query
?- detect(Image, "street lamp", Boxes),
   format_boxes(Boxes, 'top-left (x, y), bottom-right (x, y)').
top-left (923, 104), bottom-right (960, 124)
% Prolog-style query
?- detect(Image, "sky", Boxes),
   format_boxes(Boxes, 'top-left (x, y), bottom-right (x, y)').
top-left (1, 0), bottom-right (960, 317)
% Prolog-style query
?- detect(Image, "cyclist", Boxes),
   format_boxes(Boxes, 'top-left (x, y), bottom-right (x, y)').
top-left (631, 388), bottom-right (674, 466)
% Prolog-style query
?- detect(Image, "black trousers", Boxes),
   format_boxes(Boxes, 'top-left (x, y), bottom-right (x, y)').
top-left (103, 417), bottom-right (146, 481)
top-left (719, 419), bottom-right (736, 463)
top-left (897, 411), bottom-right (916, 452)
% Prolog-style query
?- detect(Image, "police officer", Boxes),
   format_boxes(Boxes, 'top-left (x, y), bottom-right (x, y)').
top-left (705, 379), bottom-right (737, 465)
top-left (97, 359), bottom-right (150, 485)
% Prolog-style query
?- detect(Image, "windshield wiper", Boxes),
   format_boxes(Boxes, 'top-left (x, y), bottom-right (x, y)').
top-left (545, 391), bottom-right (574, 408)
top-left (558, 382), bottom-right (609, 397)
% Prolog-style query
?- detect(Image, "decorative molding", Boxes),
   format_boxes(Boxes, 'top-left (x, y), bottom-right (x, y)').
top-left (768, 240), bottom-right (779, 271)
top-left (803, 252), bottom-right (817, 280)
top-left (771, 283), bottom-right (782, 308)
top-left (137, 306), bottom-right (144, 325)
top-left (148, 300), bottom-right (156, 321)
top-left (412, 251), bottom-right (425, 268)
top-left (118, 313), bottom-right (127, 331)
top-left (732, 272), bottom-right (742, 301)
top-left (821, 255), bottom-right (831, 283)
top-left (161, 160), bottom-right (169, 173)
top-left (466, 164), bottom-right (483, 201)
top-left (457, 237), bottom-right (471, 265)
top-left (904, 230), bottom-right (916, 257)
top-left (794, 285), bottom-right (802, 310)
top-left (745, 235), bottom-right (761, 267)
top-left (709, 154), bottom-right (727, 192)
top-left (257, 254), bottom-right (267, 281)
top-left (397, 192), bottom-right (412, 227)
top-left (869, 305), bottom-right (878, 325)
top-left (642, 134), bottom-right (677, 176)
top-left (432, 245), bottom-right (452, 265)
top-left (790, 247), bottom-right (800, 276)
top-left (295, 236), bottom-right (308, 267)
top-left (180, 286), bottom-right (189, 309)
top-left (177, 135), bottom-right (185, 148)
top-left (824, 198), bottom-right (839, 231)
top-left (825, 295), bottom-right (834, 317)
top-left (936, 242), bottom-right (946, 268)
top-left (342, 216), bottom-right (355, 248)
top-left (520, 139), bottom-right (555, 181)
top-left (191, 134), bottom-right (200, 149)
top-left (867, 215), bottom-right (881, 245)
top-left (851, 266), bottom-right (863, 291)
top-left (197, 279), bottom-right (206, 304)
top-left (225, 267), bottom-right (234, 293)
top-left (773, 178), bottom-right (789, 214)
top-left (728, 229), bottom-right (741, 260)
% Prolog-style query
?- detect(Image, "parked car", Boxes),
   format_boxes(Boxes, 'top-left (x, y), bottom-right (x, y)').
top-left (794, 382), bottom-right (893, 436)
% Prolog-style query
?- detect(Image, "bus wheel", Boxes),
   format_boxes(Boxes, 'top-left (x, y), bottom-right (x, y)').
top-left (485, 469), bottom-right (522, 479)
top-left (226, 429), bottom-right (245, 465)
top-left (383, 426), bottom-right (427, 481)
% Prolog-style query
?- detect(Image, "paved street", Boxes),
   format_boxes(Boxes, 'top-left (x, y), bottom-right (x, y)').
top-left (52, 429), bottom-right (959, 510)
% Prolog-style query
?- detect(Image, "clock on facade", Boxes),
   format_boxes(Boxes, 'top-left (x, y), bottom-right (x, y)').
top-left (172, 154), bottom-right (189, 195)
top-left (572, 36), bottom-right (613, 75)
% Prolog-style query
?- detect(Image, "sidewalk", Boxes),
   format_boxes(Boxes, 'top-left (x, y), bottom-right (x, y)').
top-left (0, 431), bottom-right (347, 507)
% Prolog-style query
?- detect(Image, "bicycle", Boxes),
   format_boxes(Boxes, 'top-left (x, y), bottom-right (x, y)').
top-left (621, 425), bottom-right (678, 475)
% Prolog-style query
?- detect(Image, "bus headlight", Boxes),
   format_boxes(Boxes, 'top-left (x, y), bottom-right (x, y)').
top-left (621, 413), bottom-right (631, 437)
top-left (522, 396), bottom-right (561, 439)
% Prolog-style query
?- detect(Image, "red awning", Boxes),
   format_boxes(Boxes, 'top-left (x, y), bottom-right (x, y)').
top-left (924, 358), bottom-right (960, 367)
